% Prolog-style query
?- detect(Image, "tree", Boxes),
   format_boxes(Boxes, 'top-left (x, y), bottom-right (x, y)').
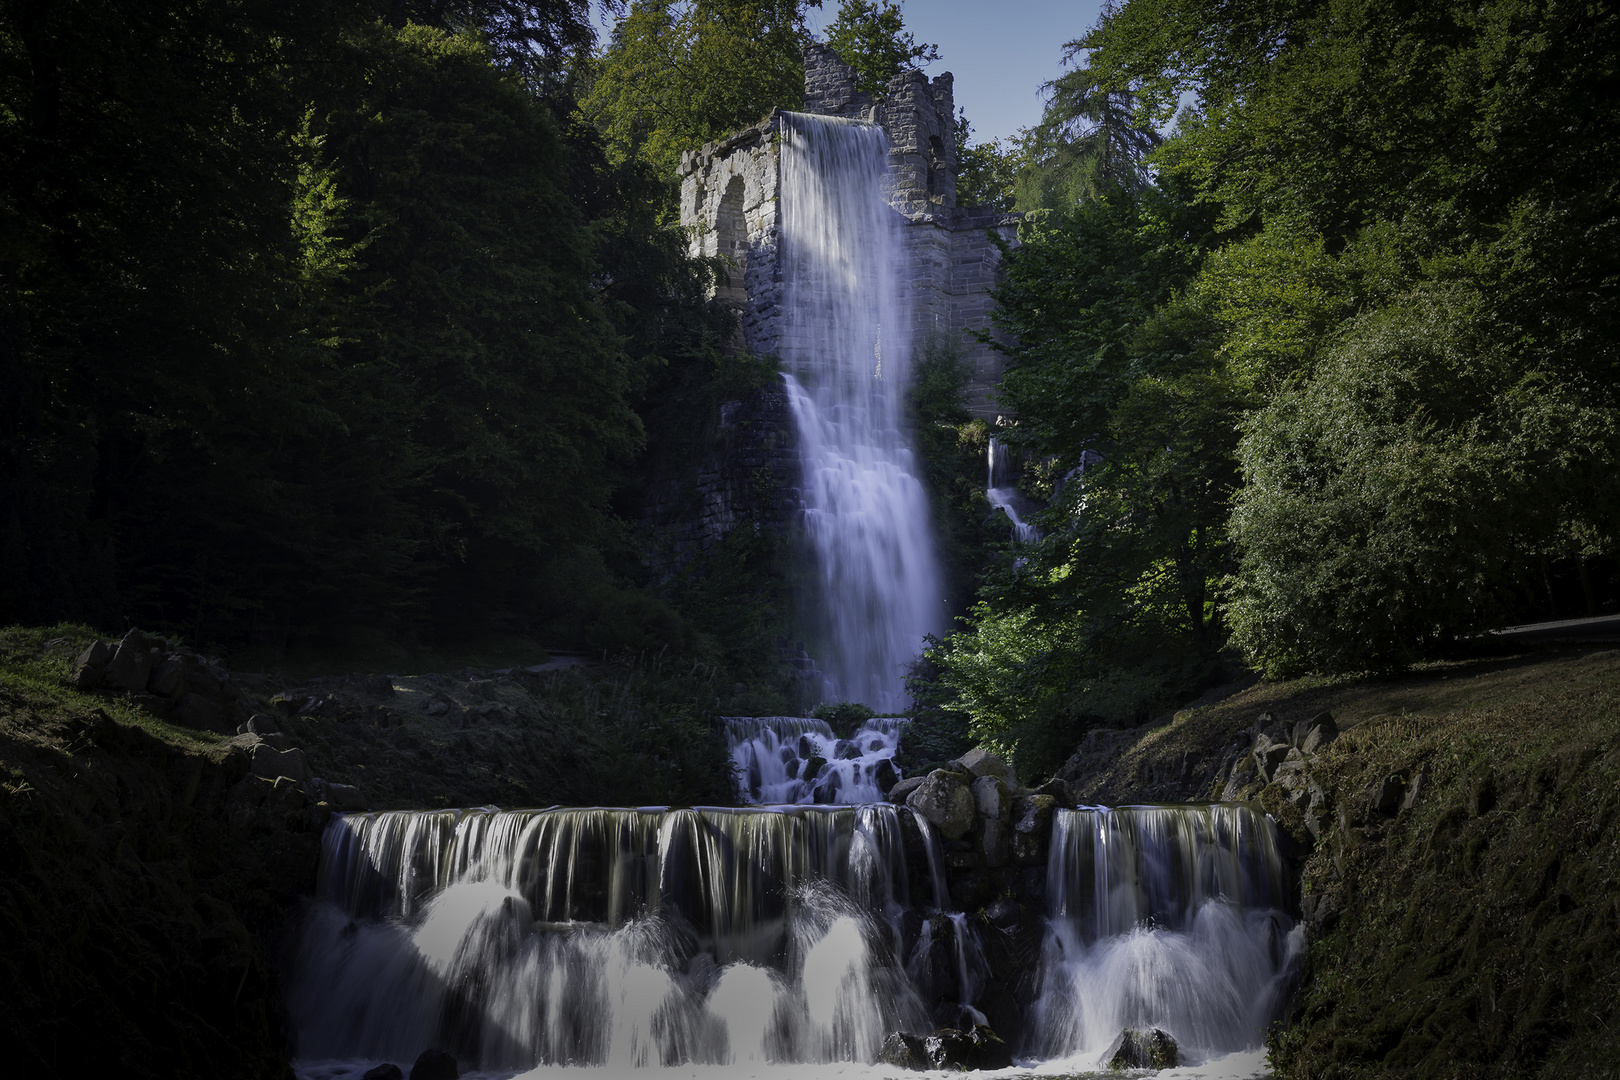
top-left (581, 0), bottom-right (817, 185)
top-left (824, 0), bottom-right (939, 97)
top-left (953, 110), bottom-right (1020, 211)
top-left (1014, 43), bottom-right (1163, 211)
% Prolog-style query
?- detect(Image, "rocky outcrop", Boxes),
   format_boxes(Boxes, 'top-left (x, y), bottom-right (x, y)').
top-left (74, 629), bottom-right (246, 732)
top-left (1109, 1027), bottom-right (1179, 1069)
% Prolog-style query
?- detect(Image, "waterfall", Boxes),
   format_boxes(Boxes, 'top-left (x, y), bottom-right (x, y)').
top-left (723, 715), bottom-right (904, 805)
top-left (1028, 806), bottom-right (1305, 1067)
top-left (290, 802), bottom-right (1302, 1075)
top-left (778, 112), bottom-right (943, 712)
top-left (987, 437), bottom-right (1039, 544)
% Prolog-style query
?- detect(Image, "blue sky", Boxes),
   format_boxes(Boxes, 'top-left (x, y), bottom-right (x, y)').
top-left (591, 1), bottom-right (1110, 145)
top-left (805, 1), bottom-right (1108, 143)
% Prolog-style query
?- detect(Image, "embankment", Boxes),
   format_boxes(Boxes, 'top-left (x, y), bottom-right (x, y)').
top-left (1061, 646), bottom-right (1620, 1079)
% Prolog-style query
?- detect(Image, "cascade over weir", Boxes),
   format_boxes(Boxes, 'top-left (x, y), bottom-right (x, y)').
top-left (287, 51), bottom-right (1302, 1079)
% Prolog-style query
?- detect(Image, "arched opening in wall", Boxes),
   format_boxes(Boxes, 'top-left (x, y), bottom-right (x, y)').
top-left (715, 175), bottom-right (748, 305)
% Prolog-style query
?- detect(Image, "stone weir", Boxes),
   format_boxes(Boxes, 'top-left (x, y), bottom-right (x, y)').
top-left (284, 748), bottom-right (1303, 1076)
top-left (679, 43), bottom-right (1022, 420)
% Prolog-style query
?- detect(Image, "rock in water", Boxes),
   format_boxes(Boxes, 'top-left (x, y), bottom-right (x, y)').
top-left (1109, 1027), bottom-right (1179, 1070)
top-left (924, 1025), bottom-right (1013, 1070)
top-left (877, 1031), bottom-right (928, 1070)
top-left (362, 1065), bottom-right (404, 1080)
top-left (906, 769), bottom-right (976, 840)
top-left (408, 1048), bottom-right (459, 1080)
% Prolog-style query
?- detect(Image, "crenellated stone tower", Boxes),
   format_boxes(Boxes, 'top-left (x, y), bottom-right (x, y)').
top-left (678, 44), bottom-right (1020, 418)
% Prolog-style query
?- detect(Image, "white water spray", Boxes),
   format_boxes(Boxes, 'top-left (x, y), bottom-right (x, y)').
top-left (778, 113), bottom-right (943, 711)
top-left (723, 716), bottom-right (904, 805)
top-left (987, 437), bottom-right (1038, 544)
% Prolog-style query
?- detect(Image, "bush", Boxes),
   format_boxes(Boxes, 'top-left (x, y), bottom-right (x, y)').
top-left (1228, 287), bottom-right (1620, 675)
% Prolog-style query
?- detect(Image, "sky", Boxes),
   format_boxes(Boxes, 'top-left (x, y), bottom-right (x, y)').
top-left (805, 0), bottom-right (1109, 144)
top-left (590, 1), bottom-right (1111, 145)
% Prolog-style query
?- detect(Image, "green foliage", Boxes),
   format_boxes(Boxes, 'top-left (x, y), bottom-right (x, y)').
top-left (1228, 286), bottom-right (1619, 676)
top-left (812, 698), bottom-right (875, 736)
top-left (581, 0), bottom-right (815, 185)
top-left (923, 182), bottom-right (1234, 777)
top-left (1013, 42), bottom-right (1163, 212)
top-left (824, 0), bottom-right (939, 97)
top-left (952, 110), bottom-right (1020, 211)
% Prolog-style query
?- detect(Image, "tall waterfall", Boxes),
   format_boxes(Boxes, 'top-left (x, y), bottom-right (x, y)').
top-left (289, 803), bottom-right (1300, 1076)
top-left (779, 113), bottom-right (943, 711)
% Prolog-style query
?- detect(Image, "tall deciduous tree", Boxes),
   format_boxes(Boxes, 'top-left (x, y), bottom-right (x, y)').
top-left (824, 0), bottom-right (938, 97)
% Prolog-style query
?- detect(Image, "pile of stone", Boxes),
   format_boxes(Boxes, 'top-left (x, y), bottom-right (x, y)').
top-left (72, 628), bottom-right (367, 817)
top-left (877, 1024), bottom-right (1013, 1071)
top-left (889, 748), bottom-right (1069, 911)
top-left (73, 628), bottom-right (247, 733)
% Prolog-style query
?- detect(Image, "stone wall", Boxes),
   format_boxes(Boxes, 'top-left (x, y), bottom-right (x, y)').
top-left (677, 44), bottom-right (1022, 419)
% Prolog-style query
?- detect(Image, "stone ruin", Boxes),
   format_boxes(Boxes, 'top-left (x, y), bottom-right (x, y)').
top-left (678, 43), bottom-right (1021, 418)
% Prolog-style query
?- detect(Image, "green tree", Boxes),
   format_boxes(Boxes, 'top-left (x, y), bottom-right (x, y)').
top-left (824, 0), bottom-right (939, 97)
top-left (953, 111), bottom-right (1020, 211)
top-left (581, 0), bottom-right (817, 184)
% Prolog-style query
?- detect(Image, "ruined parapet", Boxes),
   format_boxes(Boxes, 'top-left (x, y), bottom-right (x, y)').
top-left (679, 113), bottom-right (787, 355)
top-left (678, 46), bottom-right (1020, 418)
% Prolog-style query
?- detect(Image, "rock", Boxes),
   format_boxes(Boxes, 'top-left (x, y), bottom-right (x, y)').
top-left (266, 775), bottom-right (306, 812)
top-left (1251, 738), bottom-right (1292, 781)
top-left (245, 713), bottom-right (280, 736)
top-left (906, 769), bottom-right (976, 840)
top-left (924, 1025), bottom-right (1013, 1070)
top-left (888, 775), bottom-right (926, 803)
top-left (326, 782), bottom-right (365, 810)
top-left (465, 679), bottom-right (496, 701)
top-left (802, 755), bottom-right (827, 782)
top-left (971, 775), bottom-right (1010, 820)
top-left (1029, 777), bottom-right (1072, 805)
top-left (72, 640), bottom-right (113, 689)
top-left (361, 674), bottom-right (395, 698)
top-left (971, 775), bottom-right (1011, 867)
top-left (956, 747), bottom-right (1020, 791)
top-left (304, 777), bottom-right (329, 804)
top-left (1108, 1027), bottom-right (1179, 1070)
top-left (409, 1048), bottom-right (459, 1080)
top-left (1403, 768), bottom-right (1427, 810)
top-left (173, 693), bottom-right (235, 733)
top-left (876, 1031), bottom-right (927, 1070)
top-left (1374, 773), bottom-right (1405, 816)
top-left (104, 629), bottom-right (158, 692)
top-left (250, 743), bottom-right (310, 783)
top-left (1010, 794), bottom-right (1056, 866)
top-left (812, 782), bottom-right (836, 804)
top-left (1299, 712), bottom-right (1339, 755)
top-left (873, 758), bottom-right (899, 794)
top-left (362, 1065), bottom-right (404, 1080)
top-left (147, 654), bottom-right (188, 698)
top-left (985, 896), bottom-right (1021, 931)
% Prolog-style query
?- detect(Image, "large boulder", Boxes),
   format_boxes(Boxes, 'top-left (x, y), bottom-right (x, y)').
top-left (409, 1048), bottom-right (459, 1080)
top-left (956, 747), bottom-right (1020, 791)
top-left (906, 770), bottom-right (976, 840)
top-left (104, 629), bottom-right (159, 693)
top-left (876, 1031), bottom-right (927, 1070)
top-left (1298, 711), bottom-right (1339, 755)
top-left (72, 640), bottom-right (113, 689)
top-left (362, 1065), bottom-right (404, 1080)
top-left (1108, 1027), bottom-right (1178, 1069)
top-left (888, 775), bottom-right (926, 804)
top-left (250, 743), bottom-right (309, 784)
top-left (924, 1025), bottom-right (1013, 1070)
top-left (1011, 793), bottom-right (1056, 866)
top-left (971, 775), bottom-right (1011, 867)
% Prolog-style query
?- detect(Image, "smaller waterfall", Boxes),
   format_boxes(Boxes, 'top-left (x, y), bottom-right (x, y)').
top-left (723, 716), bottom-right (904, 805)
top-left (1028, 806), bottom-right (1304, 1067)
top-left (987, 437), bottom-right (1038, 544)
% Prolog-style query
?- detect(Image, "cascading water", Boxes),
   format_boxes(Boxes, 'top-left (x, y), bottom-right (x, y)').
top-left (1028, 806), bottom-right (1305, 1068)
top-left (290, 801), bottom-right (1301, 1077)
top-left (778, 113), bottom-right (943, 711)
top-left (987, 437), bottom-right (1039, 544)
top-left (291, 806), bottom-right (928, 1072)
top-left (723, 716), bottom-right (904, 805)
